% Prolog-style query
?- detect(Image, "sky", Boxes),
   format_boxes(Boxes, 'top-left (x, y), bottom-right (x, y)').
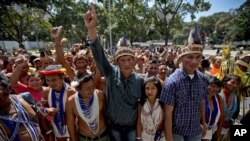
top-left (184, 0), bottom-right (246, 22)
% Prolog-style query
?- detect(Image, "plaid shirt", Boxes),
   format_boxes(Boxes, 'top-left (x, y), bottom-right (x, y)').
top-left (160, 67), bottom-right (208, 136)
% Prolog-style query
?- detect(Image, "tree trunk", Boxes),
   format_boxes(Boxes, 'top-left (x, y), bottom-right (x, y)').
top-left (18, 16), bottom-right (25, 50)
top-left (165, 27), bottom-right (170, 46)
top-left (130, 37), bottom-right (133, 47)
top-left (19, 43), bottom-right (25, 49)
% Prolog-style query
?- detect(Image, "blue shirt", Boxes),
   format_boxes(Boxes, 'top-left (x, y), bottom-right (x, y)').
top-left (160, 67), bottom-right (208, 136)
top-left (89, 38), bottom-right (144, 125)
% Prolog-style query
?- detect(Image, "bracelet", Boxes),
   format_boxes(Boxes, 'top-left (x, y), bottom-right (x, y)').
top-left (46, 130), bottom-right (53, 135)
top-left (136, 137), bottom-right (142, 141)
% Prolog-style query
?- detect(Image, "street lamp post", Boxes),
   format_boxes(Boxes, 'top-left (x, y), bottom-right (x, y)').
top-left (109, 0), bottom-right (113, 54)
top-left (165, 13), bottom-right (173, 46)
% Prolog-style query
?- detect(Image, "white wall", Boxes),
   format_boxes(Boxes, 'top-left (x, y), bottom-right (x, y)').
top-left (0, 41), bottom-right (51, 52)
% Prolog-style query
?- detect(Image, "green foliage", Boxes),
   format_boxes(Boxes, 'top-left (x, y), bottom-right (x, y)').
top-left (2, 0), bottom-right (250, 50)
top-left (233, 0), bottom-right (250, 40)
top-left (152, 0), bottom-right (211, 45)
top-left (0, 4), bottom-right (52, 48)
top-left (0, 0), bottom-right (52, 49)
top-left (0, 0), bottom-right (49, 10)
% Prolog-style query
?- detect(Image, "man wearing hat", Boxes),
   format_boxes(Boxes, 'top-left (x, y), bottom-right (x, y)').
top-left (40, 65), bottom-right (76, 141)
top-left (234, 59), bottom-right (250, 97)
top-left (33, 57), bottom-right (43, 71)
top-left (160, 24), bottom-right (208, 141)
top-left (83, 3), bottom-right (144, 141)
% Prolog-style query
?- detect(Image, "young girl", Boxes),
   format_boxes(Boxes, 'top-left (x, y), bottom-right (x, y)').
top-left (136, 76), bottom-right (165, 141)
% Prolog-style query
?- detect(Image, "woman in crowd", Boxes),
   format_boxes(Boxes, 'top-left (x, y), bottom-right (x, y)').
top-left (202, 77), bottom-right (224, 141)
top-left (219, 74), bottom-right (240, 141)
top-left (10, 59), bottom-right (49, 101)
top-left (9, 58), bottom-right (53, 141)
top-left (137, 76), bottom-right (165, 141)
top-left (1, 59), bottom-right (14, 75)
top-left (210, 56), bottom-right (222, 76)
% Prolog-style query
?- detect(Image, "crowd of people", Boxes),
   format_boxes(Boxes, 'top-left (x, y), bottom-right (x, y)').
top-left (0, 3), bottom-right (249, 141)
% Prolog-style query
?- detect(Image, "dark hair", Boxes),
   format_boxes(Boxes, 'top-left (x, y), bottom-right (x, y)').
top-left (140, 76), bottom-right (162, 105)
top-left (75, 73), bottom-right (94, 89)
top-left (158, 62), bottom-right (167, 66)
top-left (148, 60), bottom-right (158, 65)
top-left (0, 73), bottom-right (9, 87)
top-left (27, 72), bottom-right (44, 82)
top-left (208, 77), bottom-right (222, 88)
top-left (221, 74), bottom-right (240, 88)
top-left (3, 60), bottom-right (10, 69)
top-left (29, 55), bottom-right (38, 67)
top-left (201, 59), bottom-right (210, 69)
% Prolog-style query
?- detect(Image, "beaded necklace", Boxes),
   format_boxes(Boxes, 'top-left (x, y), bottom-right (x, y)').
top-left (205, 96), bottom-right (220, 128)
top-left (0, 101), bottom-right (20, 141)
top-left (51, 83), bottom-right (66, 135)
top-left (0, 96), bottom-right (39, 141)
top-left (219, 91), bottom-right (237, 121)
top-left (75, 91), bottom-right (99, 134)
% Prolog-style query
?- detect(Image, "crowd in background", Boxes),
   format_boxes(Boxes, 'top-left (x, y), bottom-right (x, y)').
top-left (0, 3), bottom-right (250, 141)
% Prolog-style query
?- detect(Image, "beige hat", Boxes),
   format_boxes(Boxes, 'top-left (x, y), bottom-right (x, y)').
top-left (115, 47), bottom-right (135, 61)
top-left (178, 44), bottom-right (203, 58)
top-left (33, 58), bottom-right (41, 63)
top-left (236, 59), bottom-right (250, 69)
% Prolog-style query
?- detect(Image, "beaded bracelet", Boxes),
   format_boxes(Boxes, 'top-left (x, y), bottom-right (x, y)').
top-left (46, 130), bottom-right (53, 135)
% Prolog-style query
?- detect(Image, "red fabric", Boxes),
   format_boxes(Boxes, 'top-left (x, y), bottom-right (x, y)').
top-left (39, 69), bottom-right (65, 75)
top-left (12, 82), bottom-right (43, 102)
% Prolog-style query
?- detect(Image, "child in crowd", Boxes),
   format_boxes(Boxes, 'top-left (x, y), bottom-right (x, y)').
top-left (137, 76), bottom-right (165, 141)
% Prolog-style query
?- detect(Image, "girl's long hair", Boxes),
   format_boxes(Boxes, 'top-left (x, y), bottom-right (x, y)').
top-left (140, 76), bottom-right (162, 106)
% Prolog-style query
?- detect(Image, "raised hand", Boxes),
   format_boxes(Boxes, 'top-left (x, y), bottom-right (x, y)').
top-left (50, 26), bottom-right (63, 44)
top-left (51, 26), bottom-right (63, 39)
top-left (83, 3), bottom-right (97, 30)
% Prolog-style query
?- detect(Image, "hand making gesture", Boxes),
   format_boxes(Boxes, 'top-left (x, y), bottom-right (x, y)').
top-left (83, 2), bottom-right (97, 41)
top-left (50, 26), bottom-right (63, 45)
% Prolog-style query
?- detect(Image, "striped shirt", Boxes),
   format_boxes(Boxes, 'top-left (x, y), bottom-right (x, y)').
top-left (160, 67), bottom-right (208, 136)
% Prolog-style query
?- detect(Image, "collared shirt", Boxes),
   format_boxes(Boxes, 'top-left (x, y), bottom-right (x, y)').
top-left (160, 67), bottom-right (208, 136)
top-left (89, 38), bottom-right (144, 125)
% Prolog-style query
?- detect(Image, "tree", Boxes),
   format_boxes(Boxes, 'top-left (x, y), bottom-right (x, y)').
top-left (0, 0), bottom-right (53, 49)
top-left (105, 0), bottom-right (150, 45)
top-left (198, 12), bottom-right (237, 44)
top-left (0, 4), bottom-right (52, 49)
top-left (151, 0), bottom-right (211, 45)
top-left (233, 0), bottom-right (250, 41)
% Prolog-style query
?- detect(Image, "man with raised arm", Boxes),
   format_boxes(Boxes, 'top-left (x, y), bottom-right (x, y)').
top-left (83, 3), bottom-right (144, 141)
